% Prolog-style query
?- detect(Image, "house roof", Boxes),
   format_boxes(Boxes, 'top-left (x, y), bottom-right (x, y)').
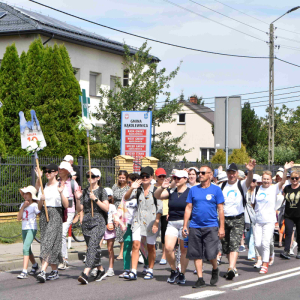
top-left (180, 100), bottom-right (214, 124)
top-left (0, 2), bottom-right (160, 61)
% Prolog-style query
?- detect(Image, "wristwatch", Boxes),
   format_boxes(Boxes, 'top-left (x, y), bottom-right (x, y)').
top-left (94, 198), bottom-right (99, 203)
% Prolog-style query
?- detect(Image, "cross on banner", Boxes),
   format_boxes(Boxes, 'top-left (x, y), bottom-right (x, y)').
top-left (79, 89), bottom-right (90, 118)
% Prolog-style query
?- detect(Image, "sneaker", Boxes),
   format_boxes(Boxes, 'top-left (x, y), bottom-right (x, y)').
top-left (217, 255), bottom-right (222, 265)
top-left (210, 268), bottom-right (219, 285)
top-left (37, 271), bottom-right (46, 283)
top-left (280, 251), bottom-right (291, 259)
top-left (233, 269), bottom-right (239, 277)
top-left (46, 271), bottom-right (59, 281)
top-left (159, 258), bottom-right (167, 265)
top-left (177, 273), bottom-right (186, 285)
top-left (17, 272), bottom-right (28, 279)
top-left (29, 264), bottom-right (39, 275)
top-left (106, 269), bottom-right (114, 277)
top-left (167, 270), bottom-right (179, 283)
top-left (296, 252), bottom-right (300, 259)
top-left (254, 261), bottom-right (262, 268)
top-left (58, 261), bottom-right (68, 270)
top-left (238, 245), bottom-right (246, 252)
top-left (95, 269), bottom-right (106, 282)
top-left (90, 268), bottom-right (98, 277)
top-left (247, 257), bottom-right (256, 261)
top-left (78, 272), bottom-right (88, 284)
top-left (192, 277), bottom-right (206, 288)
top-left (290, 241), bottom-right (297, 256)
top-left (225, 268), bottom-right (235, 280)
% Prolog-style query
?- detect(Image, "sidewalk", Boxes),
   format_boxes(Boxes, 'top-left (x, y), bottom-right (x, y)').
top-left (0, 239), bottom-right (114, 272)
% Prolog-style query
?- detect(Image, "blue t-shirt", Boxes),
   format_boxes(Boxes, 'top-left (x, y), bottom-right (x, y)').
top-left (186, 184), bottom-right (224, 228)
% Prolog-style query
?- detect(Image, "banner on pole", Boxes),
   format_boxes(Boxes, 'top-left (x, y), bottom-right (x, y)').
top-left (121, 111), bottom-right (152, 170)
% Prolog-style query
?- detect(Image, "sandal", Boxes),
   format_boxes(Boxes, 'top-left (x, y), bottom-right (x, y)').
top-left (144, 271), bottom-right (154, 280)
top-left (126, 271), bottom-right (137, 280)
top-left (259, 266), bottom-right (268, 274)
top-left (119, 270), bottom-right (130, 278)
top-left (116, 256), bottom-right (123, 260)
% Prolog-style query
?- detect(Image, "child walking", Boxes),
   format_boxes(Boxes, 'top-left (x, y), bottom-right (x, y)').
top-left (17, 186), bottom-right (40, 279)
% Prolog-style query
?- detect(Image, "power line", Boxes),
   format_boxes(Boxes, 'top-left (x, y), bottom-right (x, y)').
top-left (162, 0), bottom-right (267, 42)
top-left (29, 0), bottom-right (270, 59)
top-left (277, 27), bottom-right (300, 36)
top-left (277, 35), bottom-right (300, 44)
top-left (276, 57), bottom-right (300, 68)
top-left (187, 0), bottom-right (266, 33)
top-left (251, 98), bottom-right (300, 108)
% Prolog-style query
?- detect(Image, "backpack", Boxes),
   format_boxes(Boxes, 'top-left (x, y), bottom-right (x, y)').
top-left (221, 180), bottom-right (247, 207)
top-left (136, 186), bottom-right (158, 210)
top-left (252, 185), bottom-right (260, 209)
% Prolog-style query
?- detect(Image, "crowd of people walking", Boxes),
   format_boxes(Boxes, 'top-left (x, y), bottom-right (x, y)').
top-left (17, 155), bottom-right (299, 288)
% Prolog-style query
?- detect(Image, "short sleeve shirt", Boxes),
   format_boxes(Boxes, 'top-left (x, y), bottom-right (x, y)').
top-left (222, 180), bottom-right (248, 216)
top-left (20, 202), bottom-right (40, 230)
top-left (187, 184), bottom-right (224, 228)
top-left (284, 184), bottom-right (300, 218)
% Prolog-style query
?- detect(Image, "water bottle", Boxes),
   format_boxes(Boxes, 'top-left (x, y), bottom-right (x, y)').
top-left (183, 230), bottom-right (189, 248)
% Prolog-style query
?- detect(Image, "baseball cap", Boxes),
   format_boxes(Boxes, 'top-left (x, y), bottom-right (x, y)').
top-left (276, 171), bottom-right (283, 178)
top-left (42, 163), bottom-right (58, 172)
top-left (227, 163), bottom-right (238, 172)
top-left (155, 168), bottom-right (167, 177)
top-left (59, 161), bottom-right (74, 174)
top-left (217, 171), bottom-right (227, 182)
top-left (189, 167), bottom-right (200, 174)
top-left (87, 168), bottom-right (101, 177)
top-left (278, 167), bottom-right (284, 172)
top-left (140, 166), bottom-right (154, 176)
top-left (63, 155), bottom-right (74, 162)
top-left (238, 170), bottom-right (245, 179)
top-left (20, 186), bottom-right (38, 200)
top-left (173, 170), bottom-right (188, 178)
top-left (104, 187), bottom-right (113, 196)
top-left (253, 174), bottom-right (261, 182)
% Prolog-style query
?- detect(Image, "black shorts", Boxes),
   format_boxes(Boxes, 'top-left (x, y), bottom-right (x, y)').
top-left (186, 227), bottom-right (219, 260)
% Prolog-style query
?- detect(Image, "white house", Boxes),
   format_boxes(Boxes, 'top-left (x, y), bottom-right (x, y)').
top-left (0, 2), bottom-right (159, 126)
top-left (156, 97), bottom-right (215, 162)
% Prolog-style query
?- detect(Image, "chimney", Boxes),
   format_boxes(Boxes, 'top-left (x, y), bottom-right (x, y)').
top-left (190, 96), bottom-right (197, 104)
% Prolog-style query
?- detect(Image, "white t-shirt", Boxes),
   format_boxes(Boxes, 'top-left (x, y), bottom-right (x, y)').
top-left (108, 204), bottom-right (117, 224)
top-left (252, 184), bottom-right (280, 224)
top-left (126, 198), bottom-right (137, 225)
top-left (222, 180), bottom-right (248, 216)
top-left (20, 202), bottom-right (40, 230)
top-left (38, 182), bottom-right (62, 207)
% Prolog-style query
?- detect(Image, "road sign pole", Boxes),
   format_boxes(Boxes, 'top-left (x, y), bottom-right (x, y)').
top-left (225, 97), bottom-right (228, 167)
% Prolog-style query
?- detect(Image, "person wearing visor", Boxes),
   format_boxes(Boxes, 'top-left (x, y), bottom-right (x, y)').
top-left (57, 161), bottom-right (79, 270)
top-left (124, 166), bottom-right (163, 280)
top-left (35, 163), bottom-right (69, 283)
top-left (155, 170), bottom-right (190, 285)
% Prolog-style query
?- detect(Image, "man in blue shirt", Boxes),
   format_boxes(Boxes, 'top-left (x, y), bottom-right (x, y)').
top-left (183, 165), bottom-right (225, 288)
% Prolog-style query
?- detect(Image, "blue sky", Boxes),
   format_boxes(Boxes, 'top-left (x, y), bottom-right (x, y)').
top-left (6, 0), bottom-right (300, 118)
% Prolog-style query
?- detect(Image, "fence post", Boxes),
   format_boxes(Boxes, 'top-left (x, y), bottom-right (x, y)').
top-left (31, 155), bottom-right (36, 186)
top-left (78, 156), bottom-right (83, 188)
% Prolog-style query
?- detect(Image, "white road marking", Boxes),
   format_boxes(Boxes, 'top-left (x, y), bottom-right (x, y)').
top-left (233, 271), bottom-right (300, 291)
top-left (181, 290), bottom-right (226, 299)
top-left (221, 266), bottom-right (300, 288)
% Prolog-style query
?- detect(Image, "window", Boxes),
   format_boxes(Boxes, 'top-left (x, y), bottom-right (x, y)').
top-left (123, 69), bottom-right (129, 87)
top-left (178, 113), bottom-right (186, 124)
top-left (110, 76), bottom-right (120, 94)
top-left (89, 72), bottom-right (101, 96)
top-left (200, 148), bottom-right (215, 161)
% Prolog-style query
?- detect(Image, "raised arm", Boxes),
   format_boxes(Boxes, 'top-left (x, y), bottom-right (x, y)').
top-left (245, 159), bottom-right (256, 189)
top-left (279, 161), bottom-right (294, 191)
top-left (154, 178), bottom-right (170, 199)
top-left (124, 179), bottom-right (142, 200)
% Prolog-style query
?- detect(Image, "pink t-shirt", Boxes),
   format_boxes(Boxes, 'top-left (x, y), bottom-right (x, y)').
top-left (62, 178), bottom-right (79, 213)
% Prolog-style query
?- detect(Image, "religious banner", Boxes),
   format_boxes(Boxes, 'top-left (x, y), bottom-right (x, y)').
top-left (121, 111), bottom-right (152, 172)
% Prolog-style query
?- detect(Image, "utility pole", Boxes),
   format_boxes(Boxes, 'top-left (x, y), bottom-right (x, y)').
top-left (268, 23), bottom-right (275, 166)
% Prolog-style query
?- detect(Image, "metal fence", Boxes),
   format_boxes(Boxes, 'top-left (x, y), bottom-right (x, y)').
top-left (158, 161), bottom-right (283, 177)
top-left (0, 156), bottom-right (118, 213)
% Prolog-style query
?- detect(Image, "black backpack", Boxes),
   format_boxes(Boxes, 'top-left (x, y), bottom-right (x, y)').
top-left (136, 186), bottom-right (158, 210)
top-left (252, 185), bottom-right (261, 209)
top-left (221, 180), bottom-right (247, 207)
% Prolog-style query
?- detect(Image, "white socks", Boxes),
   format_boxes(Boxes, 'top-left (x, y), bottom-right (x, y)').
top-left (131, 269), bottom-right (137, 274)
top-left (22, 269), bottom-right (27, 273)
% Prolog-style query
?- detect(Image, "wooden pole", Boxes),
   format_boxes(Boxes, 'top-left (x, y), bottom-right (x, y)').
top-left (35, 156), bottom-right (49, 222)
top-left (87, 133), bottom-right (93, 217)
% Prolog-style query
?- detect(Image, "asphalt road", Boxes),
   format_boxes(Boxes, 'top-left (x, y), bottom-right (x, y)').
top-left (1, 246), bottom-right (300, 300)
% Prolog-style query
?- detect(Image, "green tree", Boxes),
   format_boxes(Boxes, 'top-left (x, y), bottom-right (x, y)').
top-left (0, 108), bottom-right (6, 157)
top-left (228, 144), bottom-right (250, 164)
top-left (0, 43), bottom-right (22, 153)
top-left (94, 42), bottom-right (190, 161)
top-left (20, 51), bottom-right (27, 73)
top-left (211, 149), bottom-right (226, 164)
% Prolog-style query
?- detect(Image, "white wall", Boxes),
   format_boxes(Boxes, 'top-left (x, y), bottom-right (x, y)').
top-left (0, 34), bottom-right (126, 125)
top-left (155, 104), bottom-right (215, 161)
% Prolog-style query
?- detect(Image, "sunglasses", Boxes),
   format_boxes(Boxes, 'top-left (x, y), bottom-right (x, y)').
top-left (140, 174), bottom-right (150, 179)
top-left (199, 171), bottom-right (211, 175)
top-left (172, 176), bottom-right (183, 181)
top-left (252, 179), bottom-right (257, 183)
top-left (86, 174), bottom-right (98, 179)
top-left (291, 177), bottom-right (299, 180)
top-left (158, 175), bottom-right (166, 178)
top-left (45, 170), bottom-right (56, 174)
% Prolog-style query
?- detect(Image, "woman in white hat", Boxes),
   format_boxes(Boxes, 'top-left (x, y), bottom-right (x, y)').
top-left (75, 168), bottom-right (109, 284)
top-left (17, 186), bottom-right (40, 279)
top-left (35, 163), bottom-right (69, 283)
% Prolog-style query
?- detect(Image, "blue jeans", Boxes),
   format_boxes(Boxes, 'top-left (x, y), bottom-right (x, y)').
top-left (245, 226), bottom-right (255, 259)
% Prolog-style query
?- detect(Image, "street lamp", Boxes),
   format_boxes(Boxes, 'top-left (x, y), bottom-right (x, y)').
top-left (268, 6), bottom-right (300, 166)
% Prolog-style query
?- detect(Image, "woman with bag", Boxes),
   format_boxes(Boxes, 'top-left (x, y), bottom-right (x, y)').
top-left (75, 168), bottom-right (109, 284)
top-left (35, 163), bottom-right (69, 283)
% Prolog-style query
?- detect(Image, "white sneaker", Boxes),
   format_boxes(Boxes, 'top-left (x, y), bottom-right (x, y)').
top-left (290, 241), bottom-right (298, 256)
top-left (46, 271), bottom-right (59, 281)
top-left (58, 261), bottom-right (68, 270)
top-left (106, 269), bottom-right (114, 277)
top-left (233, 269), bottom-right (239, 277)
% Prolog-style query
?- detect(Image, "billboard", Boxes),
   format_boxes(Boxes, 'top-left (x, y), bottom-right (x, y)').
top-left (121, 111), bottom-right (152, 159)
